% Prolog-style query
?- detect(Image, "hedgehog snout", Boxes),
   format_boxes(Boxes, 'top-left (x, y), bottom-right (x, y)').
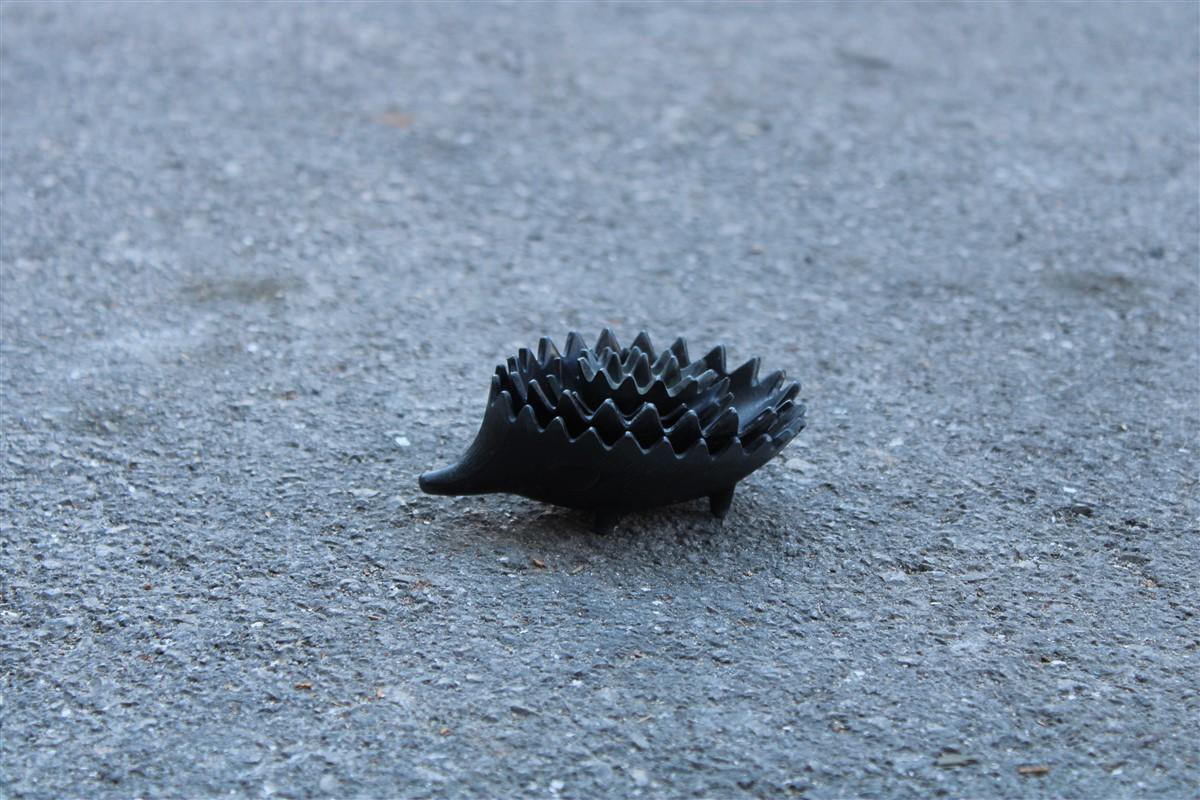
top-left (418, 462), bottom-right (485, 496)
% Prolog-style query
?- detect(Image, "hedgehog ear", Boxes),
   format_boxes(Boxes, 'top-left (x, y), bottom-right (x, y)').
top-left (595, 328), bottom-right (621, 354)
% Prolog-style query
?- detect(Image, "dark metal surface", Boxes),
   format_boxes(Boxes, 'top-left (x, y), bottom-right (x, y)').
top-left (420, 330), bottom-right (805, 530)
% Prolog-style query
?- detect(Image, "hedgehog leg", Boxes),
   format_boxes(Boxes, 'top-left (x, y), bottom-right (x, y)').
top-left (591, 510), bottom-right (622, 535)
top-left (709, 486), bottom-right (736, 520)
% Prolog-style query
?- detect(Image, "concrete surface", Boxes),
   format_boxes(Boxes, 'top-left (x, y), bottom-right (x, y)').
top-left (2, 2), bottom-right (1198, 798)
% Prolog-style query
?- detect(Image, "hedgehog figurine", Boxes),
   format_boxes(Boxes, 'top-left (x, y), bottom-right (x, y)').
top-left (418, 329), bottom-right (806, 533)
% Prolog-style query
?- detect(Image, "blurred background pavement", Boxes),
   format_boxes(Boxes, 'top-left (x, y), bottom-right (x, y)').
top-left (2, 2), bottom-right (1197, 797)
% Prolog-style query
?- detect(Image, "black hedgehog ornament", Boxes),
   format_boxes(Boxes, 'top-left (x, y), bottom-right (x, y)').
top-left (418, 329), bottom-right (806, 533)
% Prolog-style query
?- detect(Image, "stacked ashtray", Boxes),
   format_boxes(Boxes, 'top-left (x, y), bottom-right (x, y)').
top-left (419, 329), bottom-right (806, 532)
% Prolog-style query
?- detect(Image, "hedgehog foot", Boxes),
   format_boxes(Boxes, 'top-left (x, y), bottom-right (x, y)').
top-left (591, 510), bottom-right (623, 535)
top-left (709, 486), bottom-right (736, 520)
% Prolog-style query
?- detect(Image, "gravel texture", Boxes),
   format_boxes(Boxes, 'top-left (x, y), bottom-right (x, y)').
top-left (2, 2), bottom-right (1198, 798)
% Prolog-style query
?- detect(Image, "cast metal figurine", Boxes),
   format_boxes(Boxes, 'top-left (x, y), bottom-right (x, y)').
top-left (418, 329), bottom-right (806, 533)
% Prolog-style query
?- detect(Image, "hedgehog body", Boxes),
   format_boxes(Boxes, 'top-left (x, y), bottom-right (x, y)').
top-left (419, 330), bottom-right (806, 531)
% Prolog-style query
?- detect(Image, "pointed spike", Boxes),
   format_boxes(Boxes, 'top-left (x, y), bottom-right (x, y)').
top-left (502, 360), bottom-right (528, 405)
top-left (668, 336), bottom-right (689, 366)
top-left (679, 356), bottom-right (714, 380)
top-left (665, 407), bottom-right (699, 434)
top-left (595, 327), bottom-right (621, 354)
top-left (621, 345), bottom-right (644, 373)
top-left (576, 351), bottom-right (601, 387)
top-left (496, 388), bottom-right (521, 418)
top-left (525, 350), bottom-right (552, 387)
top-left (611, 377), bottom-right (645, 415)
top-left (701, 345), bottom-right (727, 375)
top-left (655, 354), bottom-right (681, 385)
top-left (702, 406), bottom-right (739, 449)
top-left (643, 434), bottom-right (678, 464)
top-left (542, 372), bottom-right (563, 402)
top-left (494, 365), bottom-right (513, 393)
top-left (699, 396), bottom-right (736, 430)
top-left (610, 431), bottom-right (648, 464)
top-left (564, 331), bottom-right (587, 358)
top-left (659, 376), bottom-right (715, 427)
top-left (650, 349), bottom-right (676, 376)
top-left (739, 407), bottom-right (778, 441)
top-left (702, 404), bottom-right (738, 434)
top-left (573, 426), bottom-right (609, 457)
top-left (556, 391), bottom-right (592, 437)
top-left (668, 368), bottom-right (716, 397)
top-left (563, 390), bottom-right (593, 417)
top-left (513, 403), bottom-right (541, 433)
top-left (666, 409), bottom-right (703, 453)
top-left (578, 370), bottom-right (609, 412)
top-left (745, 433), bottom-right (776, 454)
top-left (632, 352), bottom-right (652, 387)
top-left (550, 355), bottom-right (571, 392)
top-left (537, 336), bottom-right (561, 365)
top-left (578, 357), bottom-right (597, 383)
top-left (603, 350), bottom-right (623, 384)
top-left (734, 371), bottom-right (788, 421)
top-left (527, 380), bottom-right (555, 426)
top-left (709, 486), bottom-right (736, 519)
top-left (628, 404), bottom-right (664, 448)
top-left (544, 414), bottom-right (570, 442)
top-left (510, 375), bottom-right (529, 406)
top-left (679, 436), bottom-right (711, 460)
top-left (764, 381), bottom-right (800, 410)
top-left (692, 368), bottom-right (722, 394)
top-left (631, 331), bottom-right (655, 359)
top-left (688, 375), bottom-right (732, 413)
top-left (778, 419), bottom-right (806, 444)
top-left (729, 375), bottom-right (793, 427)
top-left (769, 401), bottom-right (807, 438)
top-left (628, 402), bottom-right (663, 426)
top-left (591, 399), bottom-right (625, 445)
top-left (517, 348), bottom-right (535, 375)
top-left (767, 424), bottom-right (799, 447)
top-left (757, 369), bottom-right (786, 398)
top-left (729, 357), bottom-right (761, 391)
top-left (765, 412), bottom-right (790, 438)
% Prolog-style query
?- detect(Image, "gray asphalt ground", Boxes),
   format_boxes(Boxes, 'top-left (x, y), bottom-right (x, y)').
top-left (2, 2), bottom-right (1198, 798)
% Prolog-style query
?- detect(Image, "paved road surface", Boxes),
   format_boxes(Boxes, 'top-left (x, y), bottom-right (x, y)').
top-left (2, 2), bottom-right (1197, 797)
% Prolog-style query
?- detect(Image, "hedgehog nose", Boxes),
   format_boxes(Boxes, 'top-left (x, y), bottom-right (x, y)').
top-left (418, 466), bottom-right (458, 495)
top-left (418, 462), bottom-right (480, 496)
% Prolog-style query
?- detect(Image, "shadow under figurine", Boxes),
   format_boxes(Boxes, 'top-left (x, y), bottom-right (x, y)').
top-left (419, 329), bottom-right (806, 533)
